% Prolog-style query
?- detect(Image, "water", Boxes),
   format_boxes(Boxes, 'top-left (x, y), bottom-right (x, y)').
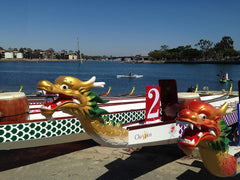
top-left (0, 61), bottom-right (238, 96)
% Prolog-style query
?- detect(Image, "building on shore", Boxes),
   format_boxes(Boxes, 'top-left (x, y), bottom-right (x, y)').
top-left (0, 50), bottom-right (23, 59)
top-left (68, 54), bottom-right (78, 60)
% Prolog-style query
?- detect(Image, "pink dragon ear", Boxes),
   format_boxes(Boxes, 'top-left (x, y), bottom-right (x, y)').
top-left (218, 102), bottom-right (229, 116)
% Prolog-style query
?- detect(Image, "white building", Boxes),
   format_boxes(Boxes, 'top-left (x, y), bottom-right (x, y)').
top-left (68, 54), bottom-right (78, 60)
top-left (4, 52), bottom-right (14, 59)
top-left (4, 52), bottom-right (23, 59)
top-left (16, 52), bottom-right (23, 59)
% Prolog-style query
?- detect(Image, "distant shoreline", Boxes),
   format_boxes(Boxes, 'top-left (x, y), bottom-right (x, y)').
top-left (0, 58), bottom-right (79, 62)
top-left (1, 58), bottom-right (240, 64)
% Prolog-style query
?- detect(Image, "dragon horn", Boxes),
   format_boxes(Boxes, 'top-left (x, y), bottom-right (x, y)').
top-left (219, 102), bottom-right (229, 116)
top-left (81, 76), bottom-right (105, 88)
top-left (86, 76), bottom-right (96, 84)
top-left (79, 76), bottom-right (96, 87)
top-left (94, 82), bottom-right (105, 88)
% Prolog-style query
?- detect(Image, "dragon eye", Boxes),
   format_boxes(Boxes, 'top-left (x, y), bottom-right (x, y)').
top-left (60, 84), bottom-right (68, 90)
top-left (199, 114), bottom-right (207, 120)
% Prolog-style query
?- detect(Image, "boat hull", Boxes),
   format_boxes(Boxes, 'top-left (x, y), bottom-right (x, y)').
top-left (0, 96), bottom-right (146, 150)
top-left (117, 75), bottom-right (143, 78)
top-left (0, 92), bottom-right (238, 150)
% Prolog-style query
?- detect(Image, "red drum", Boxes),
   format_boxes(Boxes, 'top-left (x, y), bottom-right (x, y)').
top-left (0, 92), bottom-right (29, 123)
top-left (178, 93), bottom-right (201, 111)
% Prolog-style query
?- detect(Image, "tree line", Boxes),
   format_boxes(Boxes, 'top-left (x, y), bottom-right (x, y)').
top-left (2, 36), bottom-right (239, 61)
top-left (148, 36), bottom-right (240, 62)
top-left (0, 47), bottom-right (108, 60)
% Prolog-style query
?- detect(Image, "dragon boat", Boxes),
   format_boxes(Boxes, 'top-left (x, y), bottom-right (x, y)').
top-left (0, 93), bottom-right (146, 150)
top-left (35, 76), bottom-right (240, 177)
top-left (0, 75), bottom-right (239, 168)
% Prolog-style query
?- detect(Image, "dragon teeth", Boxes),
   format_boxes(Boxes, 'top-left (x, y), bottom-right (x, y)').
top-left (198, 132), bottom-right (203, 138)
top-left (178, 137), bottom-right (195, 144)
top-left (42, 90), bottom-right (46, 95)
top-left (41, 105), bottom-right (51, 109)
top-left (73, 99), bottom-right (80, 104)
top-left (176, 121), bottom-right (195, 130)
top-left (210, 130), bottom-right (216, 136)
top-left (56, 102), bottom-right (61, 105)
top-left (190, 124), bottom-right (194, 130)
top-left (198, 126), bottom-right (201, 130)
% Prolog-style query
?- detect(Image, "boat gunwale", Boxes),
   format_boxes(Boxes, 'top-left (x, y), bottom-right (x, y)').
top-left (0, 108), bottom-right (146, 125)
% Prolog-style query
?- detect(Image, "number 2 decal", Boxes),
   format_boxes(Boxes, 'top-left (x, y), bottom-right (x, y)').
top-left (146, 86), bottom-right (161, 122)
top-left (147, 88), bottom-right (160, 118)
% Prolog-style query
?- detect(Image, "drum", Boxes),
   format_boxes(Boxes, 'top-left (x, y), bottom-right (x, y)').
top-left (178, 92), bottom-right (201, 111)
top-left (0, 92), bottom-right (29, 123)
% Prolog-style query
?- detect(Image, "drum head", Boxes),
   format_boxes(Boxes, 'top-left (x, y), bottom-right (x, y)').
top-left (178, 92), bottom-right (200, 99)
top-left (0, 92), bottom-right (26, 100)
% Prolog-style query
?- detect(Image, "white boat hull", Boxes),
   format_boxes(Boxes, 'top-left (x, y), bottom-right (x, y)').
top-left (0, 92), bottom-right (238, 150)
top-left (117, 75), bottom-right (143, 78)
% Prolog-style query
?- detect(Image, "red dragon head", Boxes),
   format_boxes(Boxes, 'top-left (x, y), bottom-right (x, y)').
top-left (176, 101), bottom-right (229, 155)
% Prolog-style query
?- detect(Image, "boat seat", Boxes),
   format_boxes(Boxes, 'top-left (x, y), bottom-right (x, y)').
top-left (159, 79), bottom-right (179, 121)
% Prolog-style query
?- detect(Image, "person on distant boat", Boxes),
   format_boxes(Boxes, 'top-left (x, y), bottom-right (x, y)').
top-left (129, 72), bottom-right (132, 77)
top-left (187, 86), bottom-right (195, 92)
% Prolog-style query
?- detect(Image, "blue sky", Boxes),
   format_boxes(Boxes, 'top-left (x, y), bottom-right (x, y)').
top-left (0, 0), bottom-right (240, 56)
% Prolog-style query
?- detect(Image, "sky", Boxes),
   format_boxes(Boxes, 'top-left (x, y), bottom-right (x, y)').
top-left (0, 0), bottom-right (240, 56)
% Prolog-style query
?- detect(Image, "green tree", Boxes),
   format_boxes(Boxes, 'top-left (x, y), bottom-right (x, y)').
top-left (214, 36), bottom-right (234, 60)
top-left (19, 47), bottom-right (27, 58)
top-left (220, 36), bottom-right (234, 49)
top-left (32, 49), bottom-right (42, 59)
top-left (195, 39), bottom-right (213, 60)
top-left (224, 49), bottom-right (238, 58)
top-left (26, 48), bottom-right (33, 59)
top-left (168, 45), bottom-right (191, 60)
top-left (182, 48), bottom-right (201, 60)
top-left (46, 48), bottom-right (55, 59)
top-left (0, 46), bottom-right (3, 59)
top-left (60, 50), bottom-right (68, 59)
top-left (160, 45), bottom-right (169, 51)
top-left (148, 50), bottom-right (162, 60)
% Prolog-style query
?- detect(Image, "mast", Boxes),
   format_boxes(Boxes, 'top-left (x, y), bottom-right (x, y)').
top-left (77, 37), bottom-right (83, 64)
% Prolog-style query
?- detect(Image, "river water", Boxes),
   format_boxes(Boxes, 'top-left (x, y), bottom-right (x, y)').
top-left (0, 61), bottom-right (238, 96)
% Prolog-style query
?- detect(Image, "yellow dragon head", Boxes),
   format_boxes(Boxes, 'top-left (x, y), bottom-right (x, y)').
top-left (37, 76), bottom-right (108, 120)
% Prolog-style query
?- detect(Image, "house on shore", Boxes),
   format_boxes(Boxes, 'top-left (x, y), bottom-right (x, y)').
top-left (68, 54), bottom-right (78, 60)
top-left (0, 50), bottom-right (23, 59)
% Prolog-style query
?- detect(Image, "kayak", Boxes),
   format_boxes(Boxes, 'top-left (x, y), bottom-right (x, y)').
top-left (117, 74), bottom-right (143, 78)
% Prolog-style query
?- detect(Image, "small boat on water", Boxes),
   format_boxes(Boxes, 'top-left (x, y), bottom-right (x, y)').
top-left (117, 73), bottom-right (143, 78)
top-left (0, 78), bottom-right (239, 150)
top-left (218, 72), bottom-right (231, 83)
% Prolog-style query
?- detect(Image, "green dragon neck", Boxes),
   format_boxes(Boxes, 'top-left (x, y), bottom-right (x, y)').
top-left (207, 119), bottom-right (231, 152)
top-left (198, 119), bottom-right (236, 177)
top-left (72, 90), bottom-right (129, 147)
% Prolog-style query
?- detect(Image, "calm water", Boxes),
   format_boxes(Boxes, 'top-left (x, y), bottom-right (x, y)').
top-left (0, 61), bottom-right (238, 96)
